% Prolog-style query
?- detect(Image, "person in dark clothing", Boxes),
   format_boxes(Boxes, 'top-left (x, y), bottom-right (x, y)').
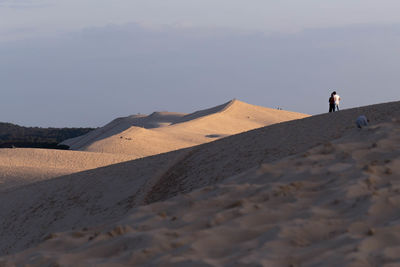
top-left (329, 93), bottom-right (336, 112)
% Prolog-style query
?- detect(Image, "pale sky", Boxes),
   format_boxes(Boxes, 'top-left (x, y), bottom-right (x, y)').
top-left (2, 0), bottom-right (400, 40)
top-left (1, 1), bottom-right (400, 127)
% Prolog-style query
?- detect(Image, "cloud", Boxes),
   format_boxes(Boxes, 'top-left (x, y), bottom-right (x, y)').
top-left (0, 0), bottom-right (48, 8)
top-left (1, 22), bottom-right (399, 127)
top-left (0, 26), bottom-right (35, 35)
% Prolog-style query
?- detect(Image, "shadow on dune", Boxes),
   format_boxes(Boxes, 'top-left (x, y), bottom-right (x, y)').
top-left (205, 134), bottom-right (229, 138)
top-left (172, 100), bottom-right (235, 125)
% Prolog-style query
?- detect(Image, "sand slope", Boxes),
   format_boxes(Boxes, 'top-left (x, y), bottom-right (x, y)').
top-left (63, 100), bottom-right (309, 156)
top-left (2, 106), bottom-right (400, 266)
top-left (62, 111), bottom-right (186, 150)
top-left (1, 100), bottom-right (307, 191)
top-left (0, 101), bottom-right (399, 261)
top-left (0, 148), bottom-right (137, 192)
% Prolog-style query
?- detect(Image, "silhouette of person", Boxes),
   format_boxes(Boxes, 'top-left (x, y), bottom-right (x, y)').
top-left (329, 93), bottom-right (336, 113)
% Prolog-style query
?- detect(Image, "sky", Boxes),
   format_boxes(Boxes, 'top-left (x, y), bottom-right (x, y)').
top-left (1, 1), bottom-right (400, 127)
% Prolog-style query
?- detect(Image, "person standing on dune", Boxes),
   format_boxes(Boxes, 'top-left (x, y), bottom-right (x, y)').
top-left (329, 93), bottom-right (336, 112)
top-left (333, 91), bottom-right (341, 111)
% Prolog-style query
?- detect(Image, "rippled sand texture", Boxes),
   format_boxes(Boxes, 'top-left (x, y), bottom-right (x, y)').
top-left (3, 119), bottom-right (400, 266)
top-left (1, 100), bottom-right (400, 266)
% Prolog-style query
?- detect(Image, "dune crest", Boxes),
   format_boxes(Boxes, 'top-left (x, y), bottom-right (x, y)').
top-left (62, 111), bottom-right (187, 150)
top-left (65, 99), bottom-right (309, 156)
top-left (1, 100), bottom-right (307, 193)
top-left (0, 100), bottom-right (307, 199)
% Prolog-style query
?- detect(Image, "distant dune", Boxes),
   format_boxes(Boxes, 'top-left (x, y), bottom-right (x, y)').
top-left (1, 100), bottom-right (400, 266)
top-left (1, 100), bottom-right (307, 190)
top-left (62, 99), bottom-right (309, 156)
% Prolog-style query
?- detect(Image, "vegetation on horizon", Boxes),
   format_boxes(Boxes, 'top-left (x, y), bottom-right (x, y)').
top-left (0, 122), bottom-right (94, 150)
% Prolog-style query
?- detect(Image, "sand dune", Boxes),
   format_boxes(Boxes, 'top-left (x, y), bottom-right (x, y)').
top-left (1, 100), bottom-right (307, 190)
top-left (0, 100), bottom-right (399, 263)
top-left (1, 102), bottom-right (400, 266)
top-left (0, 148), bottom-right (136, 191)
top-left (63, 99), bottom-right (309, 156)
top-left (62, 111), bottom-right (187, 150)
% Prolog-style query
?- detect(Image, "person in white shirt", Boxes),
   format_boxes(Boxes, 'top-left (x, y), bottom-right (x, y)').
top-left (333, 91), bottom-right (341, 111)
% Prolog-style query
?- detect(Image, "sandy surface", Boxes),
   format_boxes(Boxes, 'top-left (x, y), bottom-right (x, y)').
top-left (63, 99), bottom-right (309, 156)
top-left (0, 148), bottom-right (137, 191)
top-left (1, 110), bottom-right (400, 266)
top-left (0, 100), bottom-right (307, 191)
top-left (0, 100), bottom-right (400, 266)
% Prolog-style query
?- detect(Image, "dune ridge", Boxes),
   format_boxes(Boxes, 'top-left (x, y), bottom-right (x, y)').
top-left (64, 99), bottom-right (309, 156)
top-left (0, 100), bottom-right (399, 261)
top-left (61, 112), bottom-right (186, 150)
top-left (2, 100), bottom-right (307, 190)
top-left (1, 103), bottom-right (400, 266)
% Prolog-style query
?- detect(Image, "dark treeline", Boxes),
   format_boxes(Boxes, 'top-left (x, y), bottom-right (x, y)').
top-left (0, 122), bottom-right (94, 150)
